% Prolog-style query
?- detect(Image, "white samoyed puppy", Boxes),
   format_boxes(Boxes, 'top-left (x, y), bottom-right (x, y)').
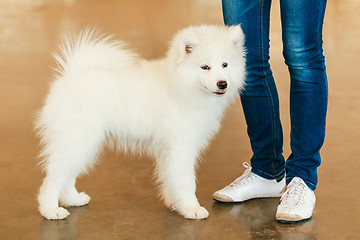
top-left (36, 25), bottom-right (246, 220)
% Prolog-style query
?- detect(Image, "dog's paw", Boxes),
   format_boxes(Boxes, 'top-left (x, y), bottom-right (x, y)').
top-left (40, 207), bottom-right (70, 220)
top-left (179, 206), bottom-right (209, 220)
top-left (62, 192), bottom-right (91, 207)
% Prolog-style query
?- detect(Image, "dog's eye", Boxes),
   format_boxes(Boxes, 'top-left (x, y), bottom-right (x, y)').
top-left (222, 62), bottom-right (228, 68)
top-left (201, 65), bottom-right (211, 70)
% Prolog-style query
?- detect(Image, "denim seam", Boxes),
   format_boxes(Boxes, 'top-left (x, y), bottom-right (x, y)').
top-left (316, 0), bottom-right (321, 48)
top-left (253, 167), bottom-right (285, 180)
top-left (259, 0), bottom-right (278, 175)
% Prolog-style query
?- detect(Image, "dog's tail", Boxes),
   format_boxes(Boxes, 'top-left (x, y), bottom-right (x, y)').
top-left (52, 28), bottom-right (138, 76)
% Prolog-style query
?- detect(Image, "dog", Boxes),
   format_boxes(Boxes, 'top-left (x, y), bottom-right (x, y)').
top-left (35, 25), bottom-right (246, 220)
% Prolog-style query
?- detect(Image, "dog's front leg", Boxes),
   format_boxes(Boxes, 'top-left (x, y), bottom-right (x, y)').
top-left (156, 147), bottom-right (209, 220)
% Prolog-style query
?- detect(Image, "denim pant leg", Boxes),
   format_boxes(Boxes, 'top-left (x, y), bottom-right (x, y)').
top-left (222, 0), bottom-right (286, 180)
top-left (280, 0), bottom-right (328, 190)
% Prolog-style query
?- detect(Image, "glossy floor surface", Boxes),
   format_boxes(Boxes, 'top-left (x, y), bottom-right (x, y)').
top-left (1, 0), bottom-right (359, 239)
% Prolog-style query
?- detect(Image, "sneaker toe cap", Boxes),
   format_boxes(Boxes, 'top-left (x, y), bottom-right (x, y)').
top-left (213, 192), bottom-right (234, 202)
top-left (276, 212), bottom-right (303, 222)
top-left (276, 206), bottom-right (313, 222)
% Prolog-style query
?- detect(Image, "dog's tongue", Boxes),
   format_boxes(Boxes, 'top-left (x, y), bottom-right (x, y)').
top-left (218, 90), bottom-right (226, 94)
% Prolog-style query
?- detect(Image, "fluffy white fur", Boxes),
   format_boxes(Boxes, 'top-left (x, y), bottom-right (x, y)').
top-left (36, 25), bottom-right (245, 220)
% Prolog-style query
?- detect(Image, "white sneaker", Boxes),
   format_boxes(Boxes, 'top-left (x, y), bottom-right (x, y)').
top-left (213, 162), bottom-right (286, 202)
top-left (276, 177), bottom-right (316, 223)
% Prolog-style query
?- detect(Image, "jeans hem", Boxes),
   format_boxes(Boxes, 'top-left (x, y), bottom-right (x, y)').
top-left (252, 167), bottom-right (285, 181)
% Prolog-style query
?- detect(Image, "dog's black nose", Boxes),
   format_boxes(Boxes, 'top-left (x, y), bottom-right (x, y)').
top-left (217, 80), bottom-right (227, 90)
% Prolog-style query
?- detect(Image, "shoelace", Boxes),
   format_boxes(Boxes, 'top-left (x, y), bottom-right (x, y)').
top-left (226, 162), bottom-right (254, 188)
top-left (280, 179), bottom-right (306, 208)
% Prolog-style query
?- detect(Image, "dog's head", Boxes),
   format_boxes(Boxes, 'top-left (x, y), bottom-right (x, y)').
top-left (168, 25), bottom-right (246, 100)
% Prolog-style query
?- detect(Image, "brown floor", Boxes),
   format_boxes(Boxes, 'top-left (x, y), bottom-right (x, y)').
top-left (1, 0), bottom-right (359, 239)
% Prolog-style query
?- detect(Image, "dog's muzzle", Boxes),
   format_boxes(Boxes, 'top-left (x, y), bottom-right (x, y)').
top-left (214, 80), bottom-right (227, 95)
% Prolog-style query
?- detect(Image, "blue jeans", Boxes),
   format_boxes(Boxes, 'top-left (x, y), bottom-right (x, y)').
top-left (222, 0), bottom-right (328, 190)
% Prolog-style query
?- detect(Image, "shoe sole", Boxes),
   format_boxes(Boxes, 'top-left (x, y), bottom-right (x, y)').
top-left (213, 193), bottom-right (283, 203)
top-left (212, 193), bottom-right (235, 202)
top-left (276, 213), bottom-right (311, 224)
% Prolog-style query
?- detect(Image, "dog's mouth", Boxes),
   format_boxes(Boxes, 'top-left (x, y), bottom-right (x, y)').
top-left (203, 86), bottom-right (227, 96)
top-left (213, 90), bottom-right (226, 96)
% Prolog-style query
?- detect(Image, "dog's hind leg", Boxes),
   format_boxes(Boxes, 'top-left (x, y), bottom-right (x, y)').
top-left (39, 163), bottom-right (87, 220)
top-left (38, 172), bottom-right (72, 220)
top-left (38, 125), bottom-right (104, 220)
top-left (38, 147), bottom-right (100, 219)
top-left (59, 178), bottom-right (91, 208)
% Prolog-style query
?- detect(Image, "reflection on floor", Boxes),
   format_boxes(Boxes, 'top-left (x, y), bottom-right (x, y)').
top-left (0, 0), bottom-right (359, 239)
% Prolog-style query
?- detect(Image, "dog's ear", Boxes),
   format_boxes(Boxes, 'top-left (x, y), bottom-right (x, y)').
top-left (185, 41), bottom-right (194, 54)
top-left (229, 25), bottom-right (244, 48)
top-left (182, 30), bottom-right (199, 54)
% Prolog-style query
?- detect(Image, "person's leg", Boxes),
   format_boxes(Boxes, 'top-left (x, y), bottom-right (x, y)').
top-left (276, 0), bottom-right (327, 223)
top-left (213, 0), bottom-right (286, 203)
top-left (280, 0), bottom-right (328, 191)
top-left (222, 0), bottom-right (285, 180)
